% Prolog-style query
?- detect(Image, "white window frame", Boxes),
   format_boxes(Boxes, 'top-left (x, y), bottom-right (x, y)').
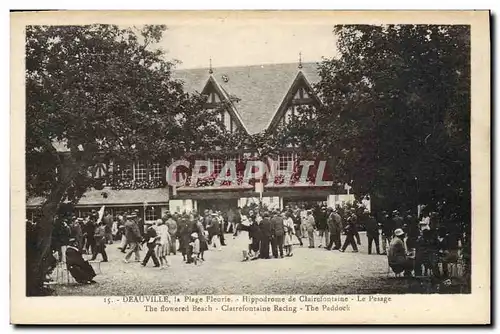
top-left (133, 161), bottom-right (147, 181)
top-left (145, 206), bottom-right (157, 221)
top-left (151, 162), bottom-right (162, 181)
top-left (278, 153), bottom-right (296, 171)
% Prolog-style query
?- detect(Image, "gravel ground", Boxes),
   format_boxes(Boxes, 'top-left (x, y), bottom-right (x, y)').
top-left (53, 232), bottom-right (432, 296)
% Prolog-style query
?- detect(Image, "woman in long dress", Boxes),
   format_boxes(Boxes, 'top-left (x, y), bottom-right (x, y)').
top-left (239, 214), bottom-right (253, 261)
top-left (155, 219), bottom-right (171, 269)
top-left (283, 212), bottom-right (296, 257)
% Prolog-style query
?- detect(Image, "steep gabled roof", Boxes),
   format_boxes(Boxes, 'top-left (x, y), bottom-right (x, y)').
top-left (172, 62), bottom-right (320, 134)
top-left (201, 75), bottom-right (250, 134)
top-left (266, 70), bottom-right (323, 131)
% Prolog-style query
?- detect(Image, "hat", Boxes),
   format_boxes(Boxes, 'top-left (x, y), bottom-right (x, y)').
top-left (156, 219), bottom-right (163, 224)
top-left (394, 228), bottom-right (405, 237)
top-left (126, 214), bottom-right (134, 219)
top-left (392, 210), bottom-right (399, 214)
top-left (76, 217), bottom-right (83, 222)
top-left (69, 238), bottom-right (76, 243)
top-left (191, 232), bottom-right (198, 238)
top-left (134, 209), bottom-right (140, 213)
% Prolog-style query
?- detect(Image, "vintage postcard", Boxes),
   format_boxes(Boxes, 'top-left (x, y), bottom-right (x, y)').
top-left (11, 10), bottom-right (490, 324)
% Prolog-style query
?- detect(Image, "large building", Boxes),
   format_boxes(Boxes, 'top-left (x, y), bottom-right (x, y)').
top-left (26, 62), bottom-right (357, 223)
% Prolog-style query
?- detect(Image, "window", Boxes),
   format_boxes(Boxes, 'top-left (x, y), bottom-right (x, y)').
top-left (134, 161), bottom-right (147, 181)
top-left (224, 111), bottom-right (231, 131)
top-left (278, 153), bottom-right (296, 171)
top-left (120, 163), bottom-right (132, 180)
top-left (209, 158), bottom-right (224, 174)
top-left (151, 162), bottom-right (162, 181)
top-left (145, 207), bottom-right (157, 221)
top-left (285, 107), bottom-right (294, 124)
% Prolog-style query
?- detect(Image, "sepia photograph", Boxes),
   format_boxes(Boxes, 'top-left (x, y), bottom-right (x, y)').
top-left (11, 10), bottom-right (490, 324)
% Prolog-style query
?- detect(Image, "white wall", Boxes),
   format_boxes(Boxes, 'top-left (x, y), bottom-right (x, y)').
top-left (239, 196), bottom-right (281, 209)
top-left (327, 194), bottom-right (371, 211)
top-left (169, 199), bottom-right (195, 214)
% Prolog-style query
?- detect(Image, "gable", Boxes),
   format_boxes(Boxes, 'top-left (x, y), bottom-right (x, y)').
top-left (200, 76), bottom-right (248, 134)
top-left (173, 62), bottom-right (320, 134)
top-left (267, 71), bottom-right (321, 131)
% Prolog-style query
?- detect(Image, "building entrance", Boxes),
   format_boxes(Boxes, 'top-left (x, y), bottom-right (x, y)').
top-left (197, 199), bottom-right (238, 214)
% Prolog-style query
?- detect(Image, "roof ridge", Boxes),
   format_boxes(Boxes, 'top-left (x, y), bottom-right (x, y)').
top-left (174, 61), bottom-right (319, 72)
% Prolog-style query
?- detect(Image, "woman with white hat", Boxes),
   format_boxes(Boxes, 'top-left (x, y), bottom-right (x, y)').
top-left (388, 228), bottom-right (413, 276)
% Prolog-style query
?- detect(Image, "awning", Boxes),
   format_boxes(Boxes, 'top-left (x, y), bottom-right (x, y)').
top-left (26, 188), bottom-right (169, 208)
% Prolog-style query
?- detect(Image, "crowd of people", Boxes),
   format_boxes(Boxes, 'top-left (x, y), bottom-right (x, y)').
top-left (26, 202), bottom-right (470, 285)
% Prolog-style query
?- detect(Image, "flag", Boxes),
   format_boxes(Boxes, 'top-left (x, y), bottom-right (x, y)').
top-left (96, 205), bottom-right (105, 224)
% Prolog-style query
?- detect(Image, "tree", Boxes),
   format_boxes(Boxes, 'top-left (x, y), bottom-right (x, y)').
top-left (288, 25), bottom-right (470, 225)
top-left (26, 24), bottom-right (224, 295)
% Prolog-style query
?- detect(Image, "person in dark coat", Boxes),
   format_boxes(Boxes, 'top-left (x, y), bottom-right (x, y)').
top-left (316, 206), bottom-right (329, 248)
top-left (177, 215), bottom-right (192, 261)
top-left (195, 216), bottom-right (208, 261)
top-left (134, 210), bottom-right (145, 238)
top-left (259, 212), bottom-right (272, 259)
top-left (291, 210), bottom-right (303, 246)
top-left (141, 225), bottom-right (160, 267)
top-left (340, 214), bottom-right (359, 253)
top-left (52, 217), bottom-right (70, 260)
top-left (380, 211), bottom-right (392, 255)
top-left (392, 210), bottom-right (404, 231)
top-left (207, 213), bottom-right (222, 250)
top-left (325, 207), bottom-right (342, 250)
top-left (233, 208), bottom-right (242, 237)
top-left (90, 221), bottom-right (108, 262)
top-left (365, 213), bottom-right (380, 255)
top-left (83, 216), bottom-right (96, 255)
top-left (70, 217), bottom-right (84, 251)
top-left (248, 214), bottom-right (262, 258)
top-left (123, 215), bottom-right (142, 262)
top-left (65, 239), bottom-right (96, 284)
top-left (102, 211), bottom-right (114, 245)
top-left (405, 211), bottom-right (420, 250)
top-left (270, 211), bottom-right (285, 258)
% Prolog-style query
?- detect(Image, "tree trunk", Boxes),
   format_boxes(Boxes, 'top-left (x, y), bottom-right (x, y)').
top-left (26, 160), bottom-right (81, 296)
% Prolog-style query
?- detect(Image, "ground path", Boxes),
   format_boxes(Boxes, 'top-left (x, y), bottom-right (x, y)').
top-left (55, 232), bottom-right (411, 295)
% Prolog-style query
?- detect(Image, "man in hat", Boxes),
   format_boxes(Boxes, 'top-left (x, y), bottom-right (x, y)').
top-left (141, 224), bottom-right (160, 267)
top-left (388, 228), bottom-right (413, 277)
top-left (340, 214), bottom-right (359, 253)
top-left (316, 206), bottom-right (329, 248)
top-left (365, 212), bottom-right (381, 255)
top-left (102, 210), bottom-right (114, 245)
top-left (123, 214), bottom-right (142, 263)
top-left (380, 211), bottom-right (393, 255)
top-left (259, 212), bottom-right (272, 259)
top-left (325, 206), bottom-right (342, 250)
top-left (70, 217), bottom-right (84, 252)
top-left (65, 238), bottom-right (96, 284)
top-left (134, 210), bottom-right (145, 238)
top-left (270, 210), bottom-right (285, 258)
top-left (392, 210), bottom-right (404, 231)
top-left (207, 212), bottom-right (222, 251)
top-left (404, 210), bottom-right (419, 250)
top-left (90, 221), bottom-right (108, 262)
top-left (304, 210), bottom-right (316, 248)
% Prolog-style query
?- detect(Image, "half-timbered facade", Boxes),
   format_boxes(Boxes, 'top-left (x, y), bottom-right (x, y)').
top-left (26, 62), bottom-right (356, 222)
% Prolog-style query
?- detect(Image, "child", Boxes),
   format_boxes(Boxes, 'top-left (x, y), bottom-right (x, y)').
top-left (189, 232), bottom-right (201, 265)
